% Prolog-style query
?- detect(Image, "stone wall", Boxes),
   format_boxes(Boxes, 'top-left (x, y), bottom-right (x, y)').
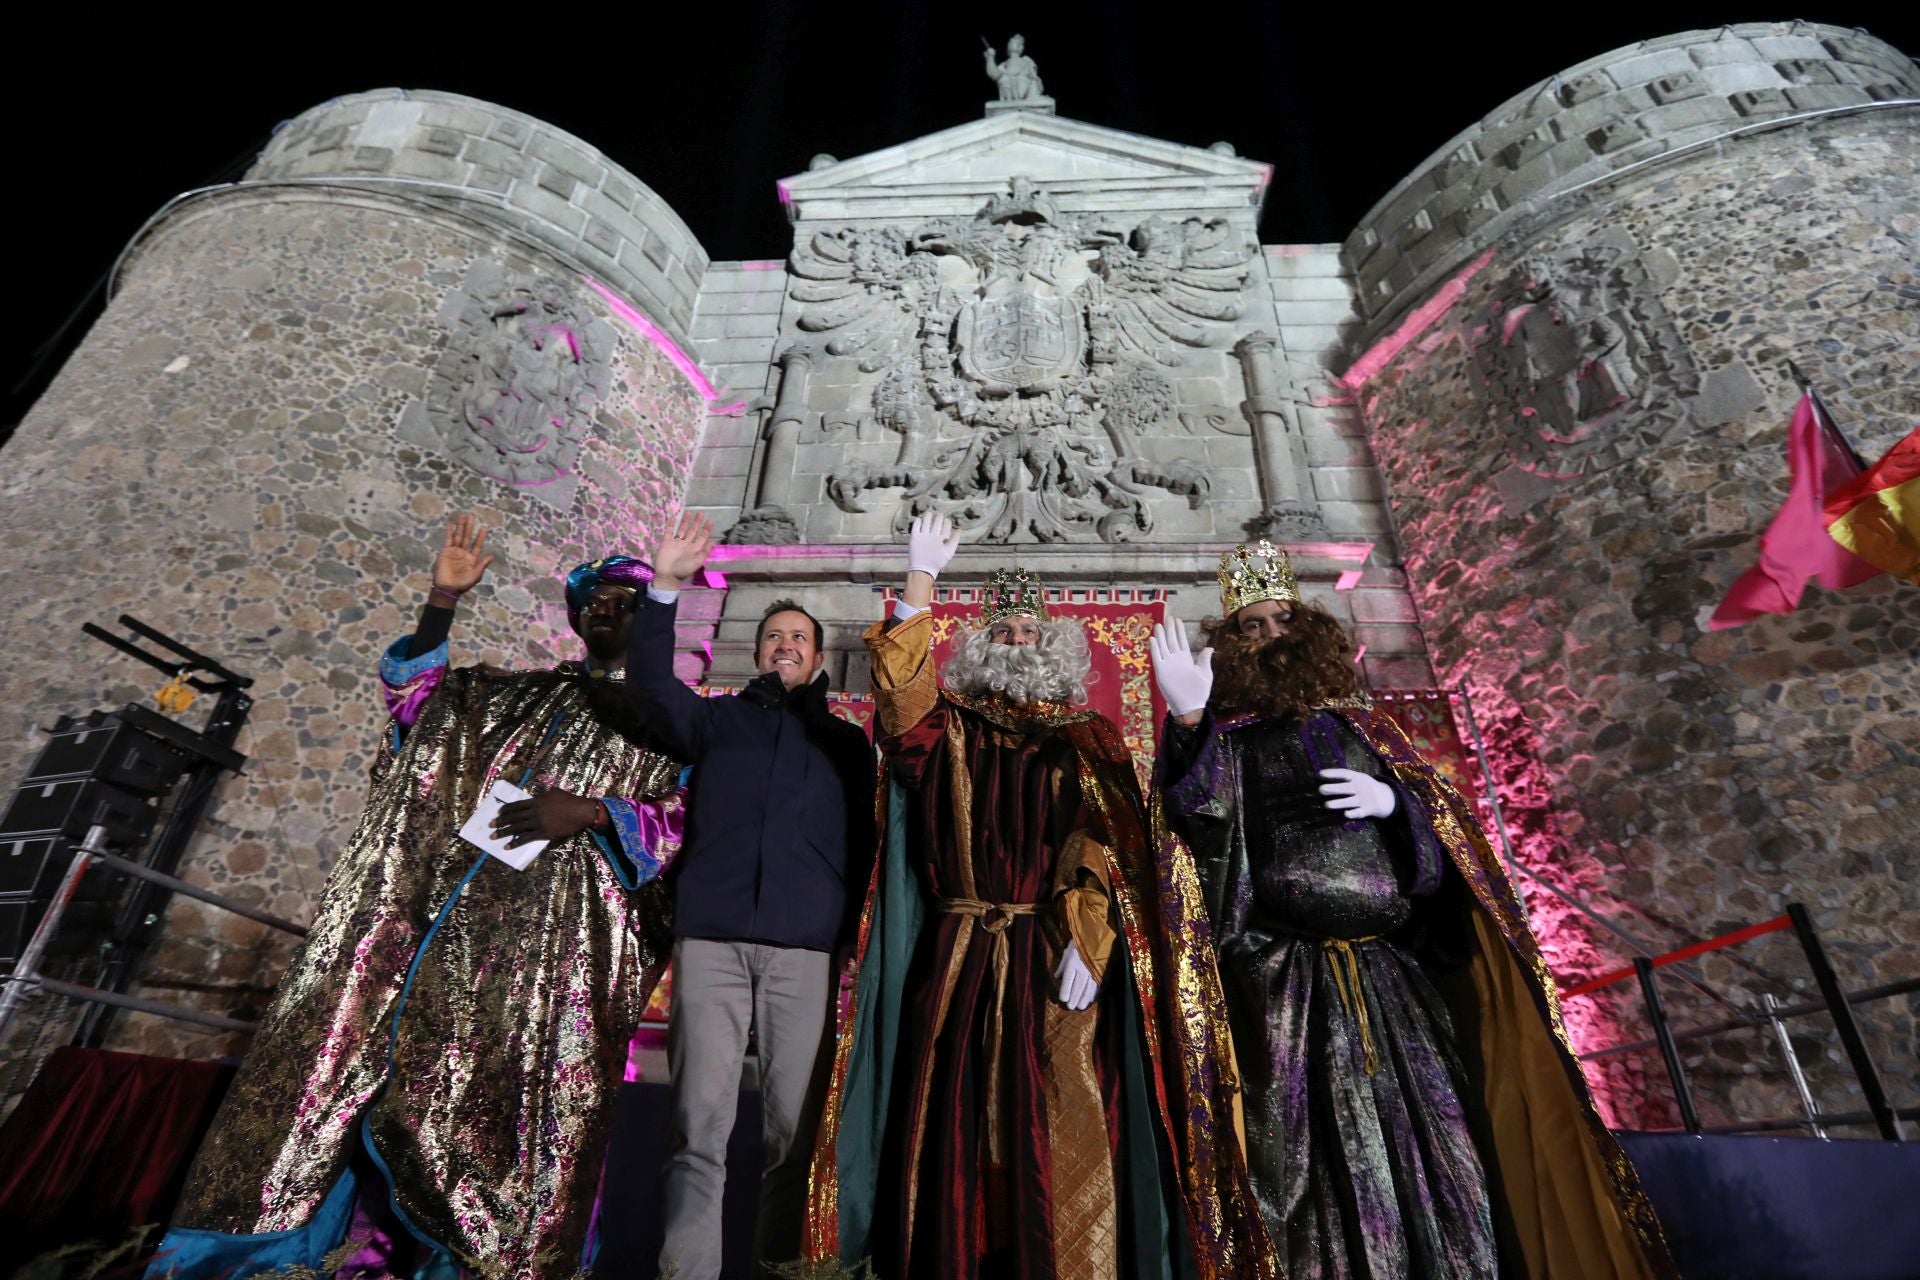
top-left (1346, 104), bottom-right (1919, 1132)
top-left (250, 90), bottom-right (709, 346)
top-left (680, 109), bottom-right (1432, 692)
top-left (676, 238), bottom-right (1431, 693)
top-left (1344, 22), bottom-right (1920, 341)
top-left (0, 187), bottom-right (706, 1073)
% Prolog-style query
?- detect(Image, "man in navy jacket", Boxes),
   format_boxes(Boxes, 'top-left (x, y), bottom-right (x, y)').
top-left (628, 511), bottom-right (875, 1280)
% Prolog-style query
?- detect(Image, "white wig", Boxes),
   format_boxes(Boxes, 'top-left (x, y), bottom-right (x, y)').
top-left (940, 617), bottom-right (1094, 706)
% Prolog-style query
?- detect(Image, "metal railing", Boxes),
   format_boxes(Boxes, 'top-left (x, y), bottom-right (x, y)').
top-left (1564, 902), bottom-right (1909, 1141)
top-left (0, 825), bottom-right (307, 1044)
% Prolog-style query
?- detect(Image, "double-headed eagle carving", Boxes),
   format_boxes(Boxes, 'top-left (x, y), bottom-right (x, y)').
top-left (786, 178), bottom-right (1253, 542)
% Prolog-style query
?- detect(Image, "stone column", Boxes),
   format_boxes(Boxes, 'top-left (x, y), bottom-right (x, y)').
top-left (727, 344), bottom-right (813, 544)
top-left (1234, 331), bottom-right (1326, 539)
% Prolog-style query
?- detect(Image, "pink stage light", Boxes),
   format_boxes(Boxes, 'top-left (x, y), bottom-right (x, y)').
top-left (1340, 248), bottom-right (1496, 388)
top-left (1335, 569), bottom-right (1364, 591)
top-left (776, 180), bottom-right (793, 207)
top-left (584, 278), bottom-right (723, 403)
top-left (740, 260), bottom-right (784, 271)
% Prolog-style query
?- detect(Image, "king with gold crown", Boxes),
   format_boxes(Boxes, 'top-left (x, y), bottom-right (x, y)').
top-left (803, 516), bottom-right (1280, 1280)
top-left (1145, 546), bottom-right (1675, 1279)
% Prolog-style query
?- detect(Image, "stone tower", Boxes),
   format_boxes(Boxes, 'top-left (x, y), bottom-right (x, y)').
top-left (1339, 23), bottom-right (1920, 1128)
top-left (0, 91), bottom-right (717, 1062)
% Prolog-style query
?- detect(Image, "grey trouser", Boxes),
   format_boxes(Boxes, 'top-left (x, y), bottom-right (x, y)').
top-left (658, 937), bottom-right (835, 1280)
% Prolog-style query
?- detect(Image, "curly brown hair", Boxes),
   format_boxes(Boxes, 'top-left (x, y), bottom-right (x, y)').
top-left (1201, 602), bottom-right (1362, 720)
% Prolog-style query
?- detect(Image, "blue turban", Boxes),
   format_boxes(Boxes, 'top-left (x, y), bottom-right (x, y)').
top-left (564, 556), bottom-right (654, 626)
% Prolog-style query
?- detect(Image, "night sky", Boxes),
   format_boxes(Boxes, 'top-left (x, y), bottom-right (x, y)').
top-left (6, 3), bottom-right (1913, 430)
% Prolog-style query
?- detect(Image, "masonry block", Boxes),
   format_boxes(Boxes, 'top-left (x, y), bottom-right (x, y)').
top-left (1586, 119), bottom-right (1646, 155)
top-left (1775, 58), bottom-right (1843, 86)
top-left (1347, 589), bottom-right (1419, 624)
top-left (1556, 69), bottom-right (1617, 106)
top-left (1784, 84), bottom-right (1874, 111)
top-left (1687, 37), bottom-right (1761, 68)
top-left (507, 183), bottom-right (587, 236)
top-left (583, 218), bottom-right (621, 256)
top-left (1750, 34), bottom-right (1830, 61)
top-left (1729, 88), bottom-right (1792, 117)
top-left (1607, 48), bottom-right (1698, 88)
top-left (1268, 274), bottom-right (1359, 303)
top-left (1647, 71), bottom-right (1707, 104)
top-left (527, 133), bottom-right (604, 188)
top-left (1639, 96), bottom-right (1744, 134)
top-left (386, 150), bottom-right (466, 184)
top-left (345, 146), bottom-right (393, 172)
top-left (1497, 136), bottom-right (1598, 206)
top-left (488, 117), bottom-right (530, 145)
top-left (418, 127), bottom-right (465, 158)
top-left (1699, 61), bottom-right (1790, 95)
top-left (1499, 123), bottom-right (1559, 170)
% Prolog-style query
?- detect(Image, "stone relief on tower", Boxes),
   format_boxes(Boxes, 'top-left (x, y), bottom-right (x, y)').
top-left (788, 178), bottom-right (1255, 542)
top-left (398, 263), bottom-right (615, 509)
top-left (1470, 228), bottom-right (1697, 483)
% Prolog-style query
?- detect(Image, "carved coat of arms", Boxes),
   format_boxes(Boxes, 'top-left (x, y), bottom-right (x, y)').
top-left (788, 179), bottom-right (1253, 541)
top-left (1470, 228), bottom-right (1697, 480)
top-left (400, 264), bottom-right (614, 509)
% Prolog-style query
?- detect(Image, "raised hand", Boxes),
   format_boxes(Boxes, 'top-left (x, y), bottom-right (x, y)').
top-left (906, 512), bottom-right (960, 579)
top-left (651, 511), bottom-right (714, 591)
top-left (1318, 768), bottom-right (1397, 820)
top-left (1054, 941), bottom-right (1099, 1011)
top-left (1150, 614), bottom-right (1214, 719)
top-left (432, 515), bottom-right (495, 597)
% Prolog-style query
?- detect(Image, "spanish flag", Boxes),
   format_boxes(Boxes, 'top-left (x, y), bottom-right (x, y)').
top-left (1709, 394), bottom-right (1878, 630)
top-left (1824, 427), bottom-right (1919, 585)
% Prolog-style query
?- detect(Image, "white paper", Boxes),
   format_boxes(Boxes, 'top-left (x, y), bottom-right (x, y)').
top-left (459, 780), bottom-right (550, 871)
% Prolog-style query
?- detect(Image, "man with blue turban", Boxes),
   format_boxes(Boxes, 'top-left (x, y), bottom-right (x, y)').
top-left (153, 516), bottom-right (688, 1280)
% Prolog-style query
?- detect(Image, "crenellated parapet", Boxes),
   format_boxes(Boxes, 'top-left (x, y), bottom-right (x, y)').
top-left (1343, 22), bottom-right (1919, 340)
top-left (247, 89), bottom-right (709, 343)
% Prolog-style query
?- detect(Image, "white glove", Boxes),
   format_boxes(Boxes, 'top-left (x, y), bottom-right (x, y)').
top-left (906, 512), bottom-right (960, 578)
top-left (1054, 941), bottom-right (1099, 1011)
top-left (1149, 614), bottom-right (1214, 717)
top-left (1318, 768), bottom-right (1397, 820)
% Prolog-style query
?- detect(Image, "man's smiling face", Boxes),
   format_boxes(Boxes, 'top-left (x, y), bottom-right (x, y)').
top-left (757, 609), bottom-right (824, 690)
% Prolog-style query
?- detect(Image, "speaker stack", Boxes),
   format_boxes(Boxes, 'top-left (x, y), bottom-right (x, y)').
top-left (0, 711), bottom-right (188, 968)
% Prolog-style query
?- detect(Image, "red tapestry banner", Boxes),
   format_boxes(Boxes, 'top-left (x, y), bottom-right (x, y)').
top-left (918, 588), bottom-right (1169, 787)
top-left (1371, 688), bottom-right (1482, 805)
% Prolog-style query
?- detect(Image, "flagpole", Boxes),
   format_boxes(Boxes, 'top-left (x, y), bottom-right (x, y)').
top-left (1785, 359), bottom-right (1868, 472)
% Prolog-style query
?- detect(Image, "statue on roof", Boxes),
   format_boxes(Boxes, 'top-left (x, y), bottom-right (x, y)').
top-left (983, 34), bottom-right (1044, 101)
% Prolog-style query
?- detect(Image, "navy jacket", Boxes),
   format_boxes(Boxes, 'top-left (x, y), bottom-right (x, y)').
top-left (626, 596), bottom-right (876, 952)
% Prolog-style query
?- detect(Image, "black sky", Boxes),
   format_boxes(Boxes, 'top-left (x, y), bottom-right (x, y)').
top-left (7, 3), bottom-right (1914, 428)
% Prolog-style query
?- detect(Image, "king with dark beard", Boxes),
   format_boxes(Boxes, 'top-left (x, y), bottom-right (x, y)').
top-left (1149, 541), bottom-right (1675, 1280)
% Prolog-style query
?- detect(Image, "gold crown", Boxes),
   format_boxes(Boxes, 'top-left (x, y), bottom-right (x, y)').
top-left (981, 568), bottom-right (1049, 626)
top-left (1218, 540), bottom-right (1300, 616)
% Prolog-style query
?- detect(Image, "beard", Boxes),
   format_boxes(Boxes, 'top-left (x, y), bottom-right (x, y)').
top-left (940, 620), bottom-right (1092, 706)
top-left (1206, 606), bottom-right (1361, 719)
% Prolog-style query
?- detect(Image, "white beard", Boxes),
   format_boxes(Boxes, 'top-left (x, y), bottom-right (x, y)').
top-left (940, 619), bottom-right (1093, 706)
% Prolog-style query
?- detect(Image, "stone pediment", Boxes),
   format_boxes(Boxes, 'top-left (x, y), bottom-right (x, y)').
top-left (780, 113), bottom-right (1271, 223)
